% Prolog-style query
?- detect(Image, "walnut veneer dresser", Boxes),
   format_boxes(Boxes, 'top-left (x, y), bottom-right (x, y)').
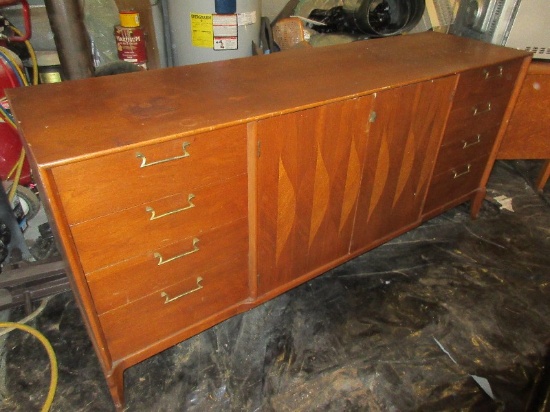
top-left (7, 32), bottom-right (530, 410)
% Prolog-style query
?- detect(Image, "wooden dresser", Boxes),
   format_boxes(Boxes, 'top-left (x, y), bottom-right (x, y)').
top-left (7, 32), bottom-right (530, 410)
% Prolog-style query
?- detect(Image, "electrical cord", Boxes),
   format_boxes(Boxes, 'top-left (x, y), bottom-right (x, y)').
top-left (0, 48), bottom-right (28, 86)
top-left (0, 17), bottom-right (39, 86)
top-left (0, 49), bottom-right (25, 86)
top-left (0, 298), bottom-right (58, 410)
top-left (9, 24), bottom-right (38, 86)
top-left (6, 149), bottom-right (25, 202)
top-left (0, 103), bottom-right (16, 129)
top-left (0, 321), bottom-right (58, 412)
top-left (0, 297), bottom-right (53, 338)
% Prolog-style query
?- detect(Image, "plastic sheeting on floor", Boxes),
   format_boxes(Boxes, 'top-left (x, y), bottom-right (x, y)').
top-left (3, 160), bottom-right (550, 411)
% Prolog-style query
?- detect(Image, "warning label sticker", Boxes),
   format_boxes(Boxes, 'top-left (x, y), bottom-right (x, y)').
top-left (214, 36), bottom-right (238, 50)
top-left (213, 14), bottom-right (238, 51)
top-left (190, 13), bottom-right (213, 48)
top-left (238, 11), bottom-right (257, 26)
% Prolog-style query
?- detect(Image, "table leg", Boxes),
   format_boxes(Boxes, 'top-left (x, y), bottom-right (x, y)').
top-left (107, 364), bottom-right (125, 411)
top-left (536, 160), bottom-right (550, 192)
top-left (470, 188), bottom-right (486, 219)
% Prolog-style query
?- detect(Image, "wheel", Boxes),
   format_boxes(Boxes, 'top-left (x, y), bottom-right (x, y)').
top-left (9, 185), bottom-right (41, 221)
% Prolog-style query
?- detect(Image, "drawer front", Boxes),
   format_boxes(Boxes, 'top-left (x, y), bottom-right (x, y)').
top-left (72, 175), bottom-right (247, 273)
top-left (424, 156), bottom-right (488, 213)
top-left (452, 60), bottom-right (522, 106)
top-left (97, 239), bottom-right (249, 360)
top-left (52, 124), bottom-right (247, 224)
top-left (443, 93), bottom-right (510, 140)
top-left (87, 218), bottom-right (248, 315)
top-left (433, 125), bottom-right (500, 176)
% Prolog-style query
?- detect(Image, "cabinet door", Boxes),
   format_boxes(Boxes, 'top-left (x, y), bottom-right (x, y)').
top-left (256, 97), bottom-right (375, 296)
top-left (351, 77), bottom-right (456, 253)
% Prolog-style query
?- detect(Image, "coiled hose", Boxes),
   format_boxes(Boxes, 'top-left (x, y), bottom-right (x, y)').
top-left (0, 322), bottom-right (58, 411)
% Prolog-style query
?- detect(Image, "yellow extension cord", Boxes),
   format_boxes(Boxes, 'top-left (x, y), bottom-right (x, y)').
top-left (0, 322), bottom-right (58, 411)
top-left (6, 149), bottom-right (25, 203)
top-left (5, 25), bottom-right (38, 87)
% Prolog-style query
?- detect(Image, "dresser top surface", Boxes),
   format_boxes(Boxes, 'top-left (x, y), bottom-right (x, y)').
top-left (7, 31), bottom-right (529, 167)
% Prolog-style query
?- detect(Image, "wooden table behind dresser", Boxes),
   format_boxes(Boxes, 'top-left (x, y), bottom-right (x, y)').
top-left (497, 61), bottom-right (550, 191)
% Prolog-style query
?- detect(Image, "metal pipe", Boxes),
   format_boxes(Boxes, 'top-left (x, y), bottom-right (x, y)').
top-left (43, 0), bottom-right (94, 80)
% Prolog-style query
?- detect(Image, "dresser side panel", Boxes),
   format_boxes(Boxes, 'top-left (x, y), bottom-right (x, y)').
top-left (33, 166), bottom-right (114, 372)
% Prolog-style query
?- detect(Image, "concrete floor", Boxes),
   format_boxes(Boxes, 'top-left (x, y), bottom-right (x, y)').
top-left (1, 160), bottom-right (549, 411)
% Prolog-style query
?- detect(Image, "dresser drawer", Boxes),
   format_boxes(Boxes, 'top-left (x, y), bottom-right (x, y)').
top-left (52, 124), bottom-right (247, 224)
top-left (87, 218), bottom-right (248, 314)
top-left (443, 93), bottom-right (510, 139)
top-left (440, 110), bottom-right (501, 149)
top-left (452, 60), bottom-right (522, 106)
top-left (433, 125), bottom-right (500, 176)
top-left (72, 175), bottom-right (247, 273)
top-left (424, 156), bottom-right (488, 212)
top-left (97, 239), bottom-right (249, 360)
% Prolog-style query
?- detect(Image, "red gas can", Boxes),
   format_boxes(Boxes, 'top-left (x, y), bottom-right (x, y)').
top-left (115, 11), bottom-right (148, 69)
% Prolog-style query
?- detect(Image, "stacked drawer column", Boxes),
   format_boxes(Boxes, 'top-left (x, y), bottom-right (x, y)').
top-left (51, 125), bottom-right (250, 365)
top-left (423, 60), bottom-right (523, 219)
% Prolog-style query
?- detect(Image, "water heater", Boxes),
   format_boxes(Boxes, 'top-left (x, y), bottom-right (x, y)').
top-left (166, 0), bottom-right (261, 66)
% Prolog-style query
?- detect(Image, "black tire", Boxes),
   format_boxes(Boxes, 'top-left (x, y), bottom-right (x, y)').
top-left (9, 185), bottom-right (41, 221)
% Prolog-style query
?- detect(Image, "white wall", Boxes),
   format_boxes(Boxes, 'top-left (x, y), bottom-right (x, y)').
top-left (261, 0), bottom-right (289, 21)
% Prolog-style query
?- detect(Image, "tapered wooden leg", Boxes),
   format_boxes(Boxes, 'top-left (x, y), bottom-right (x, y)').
top-left (535, 160), bottom-right (550, 193)
top-left (106, 364), bottom-right (125, 411)
top-left (470, 188), bottom-right (486, 219)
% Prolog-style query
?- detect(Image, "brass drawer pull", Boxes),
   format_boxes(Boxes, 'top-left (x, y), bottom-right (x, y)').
top-left (146, 194), bottom-right (195, 220)
top-left (161, 277), bottom-right (203, 304)
top-left (462, 134), bottom-right (481, 149)
top-left (136, 142), bottom-right (191, 168)
top-left (154, 237), bottom-right (199, 266)
top-left (483, 66), bottom-right (503, 79)
top-left (452, 164), bottom-right (471, 179)
top-left (472, 102), bottom-right (492, 116)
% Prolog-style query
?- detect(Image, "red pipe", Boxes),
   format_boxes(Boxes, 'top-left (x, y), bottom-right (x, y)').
top-left (0, 0), bottom-right (32, 42)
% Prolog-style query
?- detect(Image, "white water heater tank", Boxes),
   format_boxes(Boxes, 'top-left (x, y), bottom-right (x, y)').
top-left (167, 0), bottom-right (261, 66)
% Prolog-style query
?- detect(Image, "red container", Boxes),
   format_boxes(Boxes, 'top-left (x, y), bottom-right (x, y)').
top-left (0, 55), bottom-right (31, 185)
top-left (115, 26), bottom-right (147, 69)
top-left (0, 122), bottom-right (32, 186)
